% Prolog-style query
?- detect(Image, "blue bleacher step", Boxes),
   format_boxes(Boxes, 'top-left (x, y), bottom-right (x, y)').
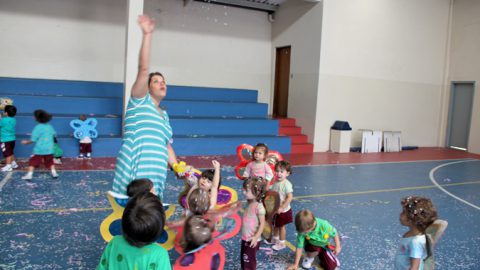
top-left (162, 100), bottom-right (268, 118)
top-left (16, 135), bottom-right (122, 158)
top-left (6, 94), bottom-right (122, 115)
top-left (166, 85), bottom-right (257, 103)
top-left (170, 117), bottom-right (279, 136)
top-left (15, 114), bottom-right (122, 137)
top-left (172, 135), bottom-right (291, 156)
top-left (0, 77), bottom-right (123, 98)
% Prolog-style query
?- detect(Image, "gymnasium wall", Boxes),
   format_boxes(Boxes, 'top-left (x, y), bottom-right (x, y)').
top-left (0, 0), bottom-right (273, 104)
top-left (272, 1), bottom-right (323, 143)
top-left (448, 0), bottom-right (480, 154)
top-left (314, 0), bottom-right (452, 151)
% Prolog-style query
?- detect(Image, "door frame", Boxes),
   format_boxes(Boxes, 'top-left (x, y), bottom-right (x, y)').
top-left (445, 81), bottom-right (475, 150)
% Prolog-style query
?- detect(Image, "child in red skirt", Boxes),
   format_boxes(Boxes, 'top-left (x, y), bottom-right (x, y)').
top-left (21, 110), bottom-right (58, 180)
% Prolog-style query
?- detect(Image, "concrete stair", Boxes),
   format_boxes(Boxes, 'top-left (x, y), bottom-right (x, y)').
top-left (278, 118), bottom-right (314, 154)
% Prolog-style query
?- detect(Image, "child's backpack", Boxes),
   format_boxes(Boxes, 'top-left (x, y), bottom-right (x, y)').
top-left (424, 219), bottom-right (448, 270)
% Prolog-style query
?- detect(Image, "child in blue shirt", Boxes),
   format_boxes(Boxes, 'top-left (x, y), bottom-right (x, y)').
top-left (395, 196), bottom-right (437, 270)
top-left (0, 105), bottom-right (18, 172)
top-left (21, 110), bottom-right (58, 180)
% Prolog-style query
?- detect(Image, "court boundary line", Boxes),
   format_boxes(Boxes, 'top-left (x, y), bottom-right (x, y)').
top-left (290, 158), bottom-right (478, 168)
top-left (429, 159), bottom-right (480, 210)
top-left (2, 180), bottom-right (479, 215)
top-left (0, 171), bottom-right (13, 191)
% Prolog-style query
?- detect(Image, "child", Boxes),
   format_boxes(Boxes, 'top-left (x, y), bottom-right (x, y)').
top-left (96, 192), bottom-right (171, 270)
top-left (268, 160), bottom-right (293, 251)
top-left (242, 143), bottom-right (273, 182)
top-left (0, 105), bottom-right (18, 172)
top-left (185, 160), bottom-right (221, 215)
top-left (287, 210), bottom-right (341, 270)
top-left (21, 110), bottom-right (58, 180)
top-left (180, 214), bottom-right (214, 253)
top-left (241, 176), bottom-right (267, 270)
top-left (395, 196), bottom-right (438, 270)
top-left (76, 114), bottom-right (94, 159)
top-left (126, 178), bottom-right (156, 197)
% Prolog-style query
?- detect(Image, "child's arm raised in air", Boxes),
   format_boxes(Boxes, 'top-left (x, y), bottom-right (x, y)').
top-left (249, 208), bottom-right (265, 247)
top-left (287, 247), bottom-right (303, 270)
top-left (209, 160), bottom-right (221, 209)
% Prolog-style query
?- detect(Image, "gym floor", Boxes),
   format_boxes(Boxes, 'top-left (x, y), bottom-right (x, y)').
top-left (1, 148), bottom-right (479, 270)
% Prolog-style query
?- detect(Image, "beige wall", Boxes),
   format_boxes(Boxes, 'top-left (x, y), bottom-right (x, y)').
top-left (145, 0), bottom-right (273, 104)
top-left (0, 0), bottom-right (127, 82)
top-left (314, 0), bottom-right (452, 151)
top-left (0, 0), bottom-right (273, 104)
top-left (272, 1), bottom-right (323, 141)
top-left (448, 0), bottom-right (480, 154)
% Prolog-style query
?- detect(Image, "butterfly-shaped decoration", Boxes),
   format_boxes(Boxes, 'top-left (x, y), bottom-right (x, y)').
top-left (171, 202), bottom-right (242, 270)
top-left (70, 118), bottom-right (98, 140)
top-left (99, 191), bottom-right (177, 250)
top-left (234, 143), bottom-right (284, 185)
top-left (0, 97), bottom-right (13, 110)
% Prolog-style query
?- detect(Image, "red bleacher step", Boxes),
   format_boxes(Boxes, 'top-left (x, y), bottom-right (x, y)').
top-left (278, 118), bottom-right (296, 127)
top-left (279, 126), bottom-right (302, 136)
top-left (289, 135), bottom-right (308, 144)
top-left (291, 143), bottom-right (314, 154)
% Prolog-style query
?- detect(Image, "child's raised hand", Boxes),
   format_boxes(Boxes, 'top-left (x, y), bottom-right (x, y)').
top-left (212, 160), bottom-right (220, 170)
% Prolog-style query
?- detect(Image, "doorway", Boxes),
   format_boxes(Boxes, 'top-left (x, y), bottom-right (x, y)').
top-left (446, 82), bottom-right (475, 150)
top-left (273, 46), bottom-right (291, 118)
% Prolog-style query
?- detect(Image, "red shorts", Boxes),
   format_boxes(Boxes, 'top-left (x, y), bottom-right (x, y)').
top-left (29, 154), bottom-right (54, 168)
top-left (1, 140), bottom-right (15, 158)
top-left (273, 208), bottom-right (293, 227)
top-left (304, 242), bottom-right (339, 270)
top-left (80, 143), bottom-right (92, 154)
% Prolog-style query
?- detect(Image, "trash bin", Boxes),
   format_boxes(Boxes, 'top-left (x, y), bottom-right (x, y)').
top-left (330, 121), bottom-right (352, 153)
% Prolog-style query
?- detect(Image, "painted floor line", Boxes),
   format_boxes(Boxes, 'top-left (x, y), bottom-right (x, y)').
top-left (429, 159), bottom-right (480, 211)
top-left (0, 171), bottom-right (13, 191)
top-left (293, 180), bottom-right (480, 201)
top-left (293, 158), bottom-right (478, 168)
top-left (2, 180), bottom-right (479, 215)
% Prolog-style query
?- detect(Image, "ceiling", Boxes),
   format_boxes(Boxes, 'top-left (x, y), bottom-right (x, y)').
top-left (185, 0), bottom-right (288, 14)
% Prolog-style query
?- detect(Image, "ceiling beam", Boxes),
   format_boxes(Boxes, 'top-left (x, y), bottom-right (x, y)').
top-left (194, 0), bottom-right (278, 13)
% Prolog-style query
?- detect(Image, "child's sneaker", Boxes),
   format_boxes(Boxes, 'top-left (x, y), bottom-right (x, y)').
top-left (77, 154), bottom-right (84, 159)
top-left (86, 153), bottom-right (91, 159)
top-left (51, 170), bottom-right (59, 179)
top-left (1, 165), bottom-right (12, 172)
top-left (22, 173), bottom-right (33, 180)
top-left (264, 237), bottom-right (279, 245)
top-left (11, 161), bottom-right (18, 169)
top-left (53, 158), bottom-right (62, 165)
top-left (302, 257), bottom-right (315, 269)
top-left (272, 241), bottom-right (286, 251)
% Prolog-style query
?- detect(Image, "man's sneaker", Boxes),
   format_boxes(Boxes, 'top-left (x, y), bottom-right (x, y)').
top-left (51, 171), bottom-right (59, 179)
top-left (11, 161), bottom-right (18, 169)
top-left (302, 257), bottom-right (315, 269)
top-left (272, 241), bottom-right (286, 251)
top-left (22, 174), bottom-right (33, 180)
